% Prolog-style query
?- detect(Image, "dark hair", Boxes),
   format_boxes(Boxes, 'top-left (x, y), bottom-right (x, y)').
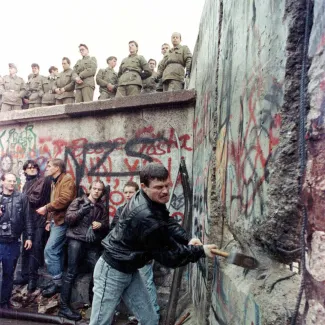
top-left (1, 172), bottom-right (16, 182)
top-left (49, 66), bottom-right (58, 74)
top-left (89, 180), bottom-right (106, 199)
top-left (48, 158), bottom-right (66, 173)
top-left (79, 43), bottom-right (88, 50)
top-left (31, 63), bottom-right (39, 69)
top-left (148, 59), bottom-right (156, 66)
top-left (107, 56), bottom-right (117, 63)
top-left (140, 163), bottom-right (169, 187)
top-left (23, 160), bottom-right (40, 172)
top-left (129, 40), bottom-right (138, 49)
top-left (62, 57), bottom-right (71, 65)
top-left (123, 181), bottom-right (139, 192)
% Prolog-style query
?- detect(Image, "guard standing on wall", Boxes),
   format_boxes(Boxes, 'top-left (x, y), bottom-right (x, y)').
top-left (25, 63), bottom-right (44, 108)
top-left (156, 43), bottom-right (170, 92)
top-left (141, 59), bottom-right (158, 94)
top-left (156, 33), bottom-right (192, 92)
top-left (116, 41), bottom-right (152, 97)
top-left (0, 63), bottom-right (26, 112)
top-left (40, 66), bottom-right (58, 107)
top-left (73, 44), bottom-right (97, 103)
top-left (96, 56), bottom-right (118, 100)
top-left (53, 57), bottom-right (77, 105)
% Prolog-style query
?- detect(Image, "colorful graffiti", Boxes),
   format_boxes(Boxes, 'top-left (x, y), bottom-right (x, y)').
top-left (0, 124), bottom-right (192, 221)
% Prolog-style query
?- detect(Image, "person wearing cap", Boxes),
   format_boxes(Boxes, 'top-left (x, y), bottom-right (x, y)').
top-left (40, 66), bottom-right (58, 107)
top-left (53, 57), bottom-right (77, 105)
top-left (156, 32), bottom-right (192, 92)
top-left (96, 56), bottom-right (118, 100)
top-left (116, 41), bottom-right (152, 98)
top-left (25, 64), bottom-right (44, 108)
top-left (0, 64), bottom-right (26, 112)
top-left (73, 44), bottom-right (97, 103)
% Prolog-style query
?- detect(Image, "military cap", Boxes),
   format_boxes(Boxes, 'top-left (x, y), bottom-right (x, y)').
top-left (9, 63), bottom-right (17, 70)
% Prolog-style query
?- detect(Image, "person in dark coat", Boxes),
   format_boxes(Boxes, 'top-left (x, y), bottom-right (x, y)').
top-left (14, 160), bottom-right (51, 292)
top-left (58, 180), bottom-right (109, 321)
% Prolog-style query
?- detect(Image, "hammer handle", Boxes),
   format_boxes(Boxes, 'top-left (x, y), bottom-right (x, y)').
top-left (211, 248), bottom-right (230, 258)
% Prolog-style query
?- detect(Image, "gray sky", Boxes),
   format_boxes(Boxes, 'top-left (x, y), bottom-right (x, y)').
top-left (1, 0), bottom-right (205, 90)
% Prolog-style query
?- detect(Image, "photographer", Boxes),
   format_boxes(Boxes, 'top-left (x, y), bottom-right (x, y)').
top-left (0, 173), bottom-right (32, 309)
top-left (58, 180), bottom-right (109, 321)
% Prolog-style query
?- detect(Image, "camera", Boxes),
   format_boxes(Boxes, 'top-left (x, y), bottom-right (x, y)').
top-left (0, 205), bottom-right (5, 214)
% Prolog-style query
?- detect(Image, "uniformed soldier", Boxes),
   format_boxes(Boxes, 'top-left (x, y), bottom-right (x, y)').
top-left (25, 64), bottom-right (44, 108)
top-left (40, 66), bottom-right (58, 107)
top-left (141, 59), bottom-right (157, 94)
top-left (53, 57), bottom-right (77, 105)
top-left (116, 41), bottom-right (152, 98)
top-left (156, 43), bottom-right (170, 92)
top-left (96, 56), bottom-right (118, 100)
top-left (0, 63), bottom-right (26, 112)
top-left (156, 33), bottom-right (192, 92)
top-left (73, 44), bottom-right (97, 103)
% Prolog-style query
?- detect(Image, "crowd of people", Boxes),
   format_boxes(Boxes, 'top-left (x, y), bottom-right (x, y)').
top-left (0, 32), bottom-right (192, 112)
top-left (0, 160), bottom-right (217, 325)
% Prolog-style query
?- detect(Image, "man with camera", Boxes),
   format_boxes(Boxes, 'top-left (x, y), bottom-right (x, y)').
top-left (58, 180), bottom-right (109, 321)
top-left (0, 173), bottom-right (32, 309)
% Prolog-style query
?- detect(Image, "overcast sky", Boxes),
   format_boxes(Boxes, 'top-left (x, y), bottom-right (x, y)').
top-left (1, 0), bottom-right (205, 92)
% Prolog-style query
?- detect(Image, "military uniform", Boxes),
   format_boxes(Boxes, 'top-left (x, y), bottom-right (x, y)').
top-left (53, 68), bottom-right (77, 105)
top-left (156, 60), bottom-right (164, 92)
top-left (141, 71), bottom-right (157, 94)
top-left (0, 75), bottom-right (26, 112)
top-left (73, 56), bottom-right (97, 103)
top-left (40, 75), bottom-right (58, 106)
top-left (96, 67), bottom-right (118, 100)
top-left (26, 74), bottom-right (43, 108)
top-left (116, 54), bottom-right (152, 97)
top-left (157, 45), bottom-right (192, 92)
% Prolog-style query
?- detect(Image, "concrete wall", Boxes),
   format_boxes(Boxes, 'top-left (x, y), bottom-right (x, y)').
top-left (0, 91), bottom-right (196, 317)
top-left (190, 0), bottom-right (308, 324)
top-left (304, 0), bottom-right (325, 323)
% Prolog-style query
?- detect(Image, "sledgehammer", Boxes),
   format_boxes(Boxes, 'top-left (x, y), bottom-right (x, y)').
top-left (211, 248), bottom-right (259, 269)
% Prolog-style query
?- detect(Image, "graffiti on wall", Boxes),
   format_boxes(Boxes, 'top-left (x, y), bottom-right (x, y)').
top-left (0, 124), bottom-right (192, 221)
top-left (216, 18), bottom-right (283, 228)
top-left (210, 259), bottom-right (261, 325)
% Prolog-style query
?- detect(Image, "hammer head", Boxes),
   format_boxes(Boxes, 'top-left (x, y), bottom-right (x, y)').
top-left (227, 251), bottom-right (259, 269)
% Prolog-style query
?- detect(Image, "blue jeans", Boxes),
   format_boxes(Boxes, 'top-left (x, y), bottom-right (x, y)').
top-left (0, 241), bottom-right (20, 305)
top-left (139, 262), bottom-right (160, 315)
top-left (44, 222), bottom-right (67, 280)
top-left (90, 257), bottom-right (159, 325)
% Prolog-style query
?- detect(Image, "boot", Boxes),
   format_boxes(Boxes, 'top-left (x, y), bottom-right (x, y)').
top-left (58, 279), bottom-right (81, 321)
top-left (42, 283), bottom-right (61, 298)
top-left (27, 278), bottom-right (38, 293)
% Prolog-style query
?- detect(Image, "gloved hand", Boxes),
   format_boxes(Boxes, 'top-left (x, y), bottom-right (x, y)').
top-left (77, 202), bottom-right (91, 218)
top-left (86, 226), bottom-right (96, 243)
top-left (185, 71), bottom-right (190, 78)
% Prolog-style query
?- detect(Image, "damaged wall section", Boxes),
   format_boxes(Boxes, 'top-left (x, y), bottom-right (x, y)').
top-left (190, 0), bottom-right (308, 324)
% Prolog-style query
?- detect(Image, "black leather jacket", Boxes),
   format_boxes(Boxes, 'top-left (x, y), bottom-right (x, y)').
top-left (102, 190), bottom-right (205, 273)
top-left (0, 191), bottom-right (33, 243)
top-left (65, 196), bottom-right (109, 242)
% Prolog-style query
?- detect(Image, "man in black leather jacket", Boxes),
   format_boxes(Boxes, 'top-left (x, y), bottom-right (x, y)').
top-left (89, 163), bottom-right (217, 325)
top-left (58, 180), bottom-right (109, 321)
top-left (0, 173), bottom-right (32, 308)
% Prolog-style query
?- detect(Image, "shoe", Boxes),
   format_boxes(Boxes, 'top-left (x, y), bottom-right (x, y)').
top-left (28, 279), bottom-right (38, 292)
top-left (58, 307), bottom-right (82, 321)
top-left (42, 284), bottom-right (61, 298)
top-left (13, 277), bottom-right (28, 285)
